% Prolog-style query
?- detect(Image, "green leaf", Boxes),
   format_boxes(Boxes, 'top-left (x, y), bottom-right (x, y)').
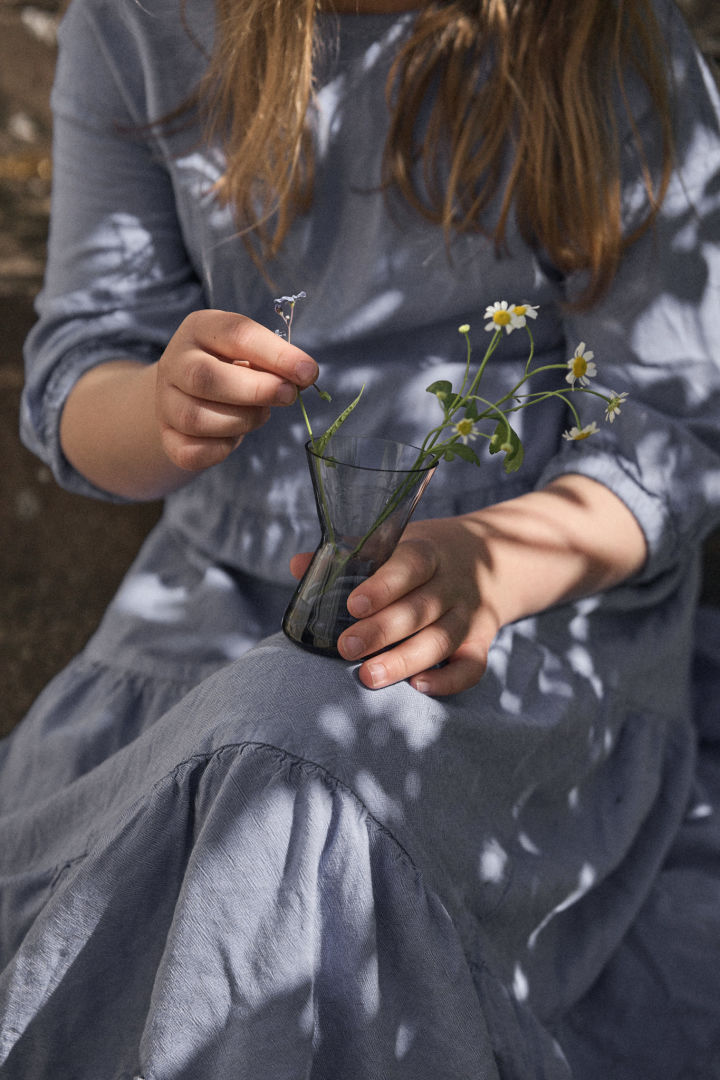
top-left (450, 443), bottom-right (481, 466)
top-left (502, 437), bottom-right (524, 473)
top-left (426, 380), bottom-right (453, 400)
top-left (488, 419), bottom-right (509, 455)
top-left (488, 419), bottom-right (524, 473)
top-left (464, 399), bottom-right (480, 421)
top-left (443, 448), bottom-right (456, 462)
top-left (314, 385), bottom-right (365, 456)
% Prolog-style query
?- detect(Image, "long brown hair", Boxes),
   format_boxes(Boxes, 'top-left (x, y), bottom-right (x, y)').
top-left (194, 0), bottom-right (674, 306)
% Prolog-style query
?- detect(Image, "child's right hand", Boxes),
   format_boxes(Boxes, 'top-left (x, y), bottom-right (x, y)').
top-left (155, 310), bottom-right (319, 473)
top-left (60, 309), bottom-right (319, 500)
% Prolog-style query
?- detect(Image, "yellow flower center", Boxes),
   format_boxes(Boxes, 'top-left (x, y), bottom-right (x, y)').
top-left (575, 428), bottom-right (592, 440)
top-left (456, 418), bottom-right (474, 437)
top-left (493, 310), bottom-right (512, 326)
top-left (571, 355), bottom-right (588, 378)
top-left (513, 305), bottom-right (527, 316)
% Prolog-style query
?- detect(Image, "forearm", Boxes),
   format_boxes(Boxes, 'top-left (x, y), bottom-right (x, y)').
top-left (462, 474), bottom-right (648, 627)
top-left (59, 360), bottom-right (191, 500)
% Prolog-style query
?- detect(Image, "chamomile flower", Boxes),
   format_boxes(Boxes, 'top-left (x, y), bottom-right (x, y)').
top-left (604, 391), bottom-right (628, 423)
top-left (458, 323), bottom-right (471, 334)
top-left (511, 302), bottom-right (539, 327)
top-left (562, 422), bottom-right (599, 441)
top-left (453, 417), bottom-right (478, 444)
top-left (565, 343), bottom-right (597, 386)
top-left (484, 301), bottom-right (517, 334)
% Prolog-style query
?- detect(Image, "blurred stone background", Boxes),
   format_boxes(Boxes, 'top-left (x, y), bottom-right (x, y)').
top-left (1, 0), bottom-right (719, 736)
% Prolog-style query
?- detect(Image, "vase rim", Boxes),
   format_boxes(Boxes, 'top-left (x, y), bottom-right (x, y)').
top-left (305, 434), bottom-right (436, 474)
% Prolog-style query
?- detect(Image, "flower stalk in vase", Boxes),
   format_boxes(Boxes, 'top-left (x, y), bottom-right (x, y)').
top-left (275, 293), bottom-right (629, 638)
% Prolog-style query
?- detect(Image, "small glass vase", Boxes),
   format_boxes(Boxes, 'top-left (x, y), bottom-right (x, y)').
top-left (282, 435), bottom-right (437, 656)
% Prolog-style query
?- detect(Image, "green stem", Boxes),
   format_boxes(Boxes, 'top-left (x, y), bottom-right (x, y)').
top-left (319, 458), bottom-right (436, 595)
top-left (297, 392), bottom-right (315, 443)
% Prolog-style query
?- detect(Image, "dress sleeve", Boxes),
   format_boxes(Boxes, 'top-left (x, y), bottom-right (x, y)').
top-left (20, 0), bottom-right (206, 500)
top-left (537, 1), bottom-right (720, 584)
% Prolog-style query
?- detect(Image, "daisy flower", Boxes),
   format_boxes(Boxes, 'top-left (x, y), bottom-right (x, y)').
top-left (562, 422), bottom-right (599, 441)
top-left (565, 343), bottom-right (597, 386)
top-left (511, 303), bottom-right (539, 327)
top-left (604, 391), bottom-right (628, 423)
top-left (453, 417), bottom-right (478, 444)
top-left (484, 301), bottom-right (517, 334)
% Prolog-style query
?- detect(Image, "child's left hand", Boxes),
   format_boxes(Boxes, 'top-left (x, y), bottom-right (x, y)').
top-left (290, 477), bottom-right (647, 696)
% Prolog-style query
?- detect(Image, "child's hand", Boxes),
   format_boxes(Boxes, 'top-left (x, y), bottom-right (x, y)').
top-left (290, 478), bottom-right (645, 696)
top-left (289, 516), bottom-right (499, 695)
top-left (155, 310), bottom-right (318, 472)
top-left (337, 515), bottom-right (501, 696)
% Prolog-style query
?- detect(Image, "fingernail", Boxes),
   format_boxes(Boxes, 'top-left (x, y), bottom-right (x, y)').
top-left (348, 593), bottom-right (370, 617)
top-left (412, 679), bottom-right (430, 694)
top-left (366, 662), bottom-right (387, 688)
top-left (342, 635), bottom-right (364, 659)
top-left (275, 382), bottom-right (296, 404)
top-left (295, 360), bottom-right (317, 384)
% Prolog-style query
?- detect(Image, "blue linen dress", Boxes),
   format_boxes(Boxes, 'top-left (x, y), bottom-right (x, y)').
top-left (2, 0), bottom-right (720, 1076)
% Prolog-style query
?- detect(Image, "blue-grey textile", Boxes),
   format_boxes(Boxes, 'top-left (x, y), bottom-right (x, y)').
top-left (3, 0), bottom-right (720, 1076)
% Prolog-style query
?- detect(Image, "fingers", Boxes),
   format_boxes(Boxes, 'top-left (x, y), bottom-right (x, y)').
top-left (407, 644), bottom-right (489, 696)
top-left (170, 352), bottom-right (300, 411)
top-left (336, 529), bottom-right (494, 695)
top-left (162, 381), bottom-right (272, 440)
top-left (346, 538), bottom-right (438, 619)
top-left (179, 309), bottom-right (318, 393)
top-left (346, 609), bottom-right (487, 696)
top-left (349, 609), bottom-right (489, 695)
top-left (156, 309), bottom-right (319, 472)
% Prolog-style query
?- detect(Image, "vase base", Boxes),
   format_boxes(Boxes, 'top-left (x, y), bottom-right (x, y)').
top-left (282, 623), bottom-right (342, 658)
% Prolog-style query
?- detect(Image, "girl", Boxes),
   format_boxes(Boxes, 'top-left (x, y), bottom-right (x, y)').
top-left (2, 1), bottom-right (720, 1076)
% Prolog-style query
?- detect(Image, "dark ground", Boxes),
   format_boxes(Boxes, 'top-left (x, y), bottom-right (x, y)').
top-left (1, 0), bottom-right (720, 736)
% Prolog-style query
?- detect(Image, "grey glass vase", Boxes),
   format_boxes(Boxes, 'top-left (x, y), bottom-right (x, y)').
top-left (282, 435), bottom-right (437, 656)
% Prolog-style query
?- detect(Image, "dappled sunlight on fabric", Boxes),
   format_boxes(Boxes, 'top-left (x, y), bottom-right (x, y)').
top-left (518, 832), bottom-right (542, 856)
top-left (403, 769), bottom-right (422, 802)
top-left (353, 770), bottom-right (405, 827)
top-left (366, 691), bottom-right (445, 752)
top-left (317, 704), bottom-right (357, 748)
top-left (485, 635), bottom-right (511, 685)
top-left (527, 864), bottom-right (597, 951)
top-left (338, 291), bottom-right (405, 342)
top-left (499, 688), bottom-right (523, 715)
top-left (564, 644), bottom-right (604, 698)
top-left (215, 633), bottom-right (261, 659)
top-left (511, 784), bottom-right (539, 822)
top-left (203, 567), bottom-right (238, 593)
top-left (687, 800), bottom-right (713, 820)
top-left (114, 573), bottom-right (188, 623)
top-left (394, 1018), bottom-right (419, 1060)
top-left (357, 950), bottom-right (381, 1021)
top-left (537, 664), bottom-right (575, 701)
top-left (478, 839), bottom-right (509, 886)
top-left (567, 611), bottom-right (591, 643)
top-left (513, 963), bottom-right (529, 1003)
